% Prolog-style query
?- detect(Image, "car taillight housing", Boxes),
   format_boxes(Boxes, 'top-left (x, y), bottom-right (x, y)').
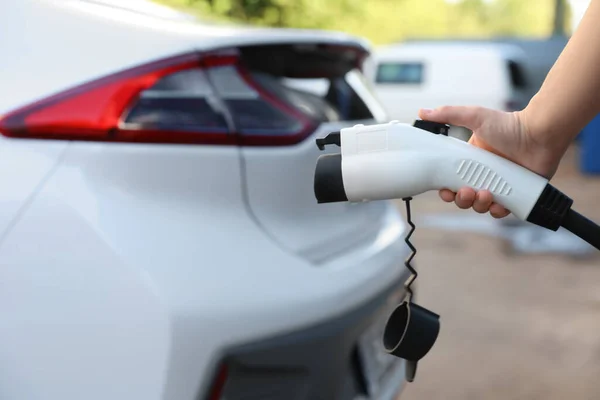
top-left (205, 363), bottom-right (229, 400)
top-left (0, 50), bottom-right (317, 146)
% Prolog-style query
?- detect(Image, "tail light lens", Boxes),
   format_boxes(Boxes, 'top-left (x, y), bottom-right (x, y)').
top-left (202, 359), bottom-right (311, 399)
top-left (0, 50), bottom-right (317, 146)
top-left (206, 363), bottom-right (229, 400)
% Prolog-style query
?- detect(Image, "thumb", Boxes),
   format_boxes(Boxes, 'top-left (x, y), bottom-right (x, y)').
top-left (418, 106), bottom-right (486, 131)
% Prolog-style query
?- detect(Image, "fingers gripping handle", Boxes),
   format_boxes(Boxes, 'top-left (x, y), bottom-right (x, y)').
top-left (421, 143), bottom-right (549, 221)
top-left (315, 121), bottom-right (550, 222)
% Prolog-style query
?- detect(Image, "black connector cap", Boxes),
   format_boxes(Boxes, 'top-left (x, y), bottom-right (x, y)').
top-left (314, 154), bottom-right (348, 204)
top-left (383, 301), bottom-right (440, 362)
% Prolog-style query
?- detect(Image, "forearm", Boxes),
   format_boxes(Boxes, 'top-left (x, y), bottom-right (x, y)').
top-left (522, 0), bottom-right (600, 152)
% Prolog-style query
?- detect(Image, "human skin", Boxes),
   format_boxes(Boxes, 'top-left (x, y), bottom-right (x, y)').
top-left (417, 0), bottom-right (600, 218)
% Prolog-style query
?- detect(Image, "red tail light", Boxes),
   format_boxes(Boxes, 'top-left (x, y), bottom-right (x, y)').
top-left (0, 50), bottom-right (317, 146)
top-left (206, 363), bottom-right (228, 400)
top-left (0, 53), bottom-right (207, 142)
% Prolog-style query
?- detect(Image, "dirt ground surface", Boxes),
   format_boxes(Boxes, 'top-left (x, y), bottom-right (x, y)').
top-left (396, 145), bottom-right (600, 400)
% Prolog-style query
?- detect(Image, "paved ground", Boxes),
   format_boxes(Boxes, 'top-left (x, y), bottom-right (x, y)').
top-left (396, 145), bottom-right (600, 400)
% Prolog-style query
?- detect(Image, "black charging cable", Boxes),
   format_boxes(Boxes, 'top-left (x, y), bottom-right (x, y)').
top-left (561, 209), bottom-right (600, 250)
top-left (525, 183), bottom-right (600, 250)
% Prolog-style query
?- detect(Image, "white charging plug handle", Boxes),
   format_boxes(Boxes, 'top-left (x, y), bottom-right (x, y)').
top-left (340, 122), bottom-right (548, 221)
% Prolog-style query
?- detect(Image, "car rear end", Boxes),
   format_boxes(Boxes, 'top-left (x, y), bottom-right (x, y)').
top-left (0, 1), bottom-right (412, 399)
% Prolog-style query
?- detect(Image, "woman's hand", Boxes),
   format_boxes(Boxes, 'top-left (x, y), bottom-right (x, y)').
top-left (418, 106), bottom-right (565, 218)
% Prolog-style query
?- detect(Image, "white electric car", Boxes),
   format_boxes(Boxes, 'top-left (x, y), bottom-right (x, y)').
top-left (0, 1), bottom-right (412, 399)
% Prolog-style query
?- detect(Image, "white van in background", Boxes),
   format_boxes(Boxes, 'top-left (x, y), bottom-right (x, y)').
top-left (364, 42), bottom-right (530, 128)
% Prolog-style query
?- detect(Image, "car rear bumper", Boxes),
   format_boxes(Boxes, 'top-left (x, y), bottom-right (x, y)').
top-left (0, 137), bottom-right (412, 399)
top-left (207, 277), bottom-right (408, 400)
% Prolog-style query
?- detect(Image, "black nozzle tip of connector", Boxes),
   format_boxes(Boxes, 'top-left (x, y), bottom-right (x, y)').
top-left (314, 153), bottom-right (348, 204)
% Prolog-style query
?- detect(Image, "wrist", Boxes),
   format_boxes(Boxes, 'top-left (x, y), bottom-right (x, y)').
top-left (515, 105), bottom-right (570, 178)
top-left (520, 94), bottom-right (578, 154)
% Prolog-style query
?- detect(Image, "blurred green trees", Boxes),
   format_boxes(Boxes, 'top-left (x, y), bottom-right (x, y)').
top-left (156, 0), bottom-right (571, 44)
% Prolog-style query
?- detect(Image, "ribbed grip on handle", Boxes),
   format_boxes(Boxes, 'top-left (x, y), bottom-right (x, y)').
top-left (456, 159), bottom-right (512, 196)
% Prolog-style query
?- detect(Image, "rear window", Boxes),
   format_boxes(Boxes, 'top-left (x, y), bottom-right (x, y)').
top-left (206, 66), bottom-right (304, 135)
top-left (375, 62), bottom-right (424, 84)
top-left (282, 76), bottom-right (368, 121)
top-left (251, 70), bottom-right (386, 123)
top-left (122, 44), bottom-right (390, 143)
top-left (123, 68), bottom-right (230, 132)
top-left (122, 65), bottom-right (386, 137)
top-left (507, 60), bottom-right (527, 89)
top-left (237, 44), bottom-right (388, 123)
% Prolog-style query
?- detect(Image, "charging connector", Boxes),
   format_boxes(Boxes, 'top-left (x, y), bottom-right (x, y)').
top-left (313, 120), bottom-right (600, 251)
top-left (313, 119), bottom-right (600, 385)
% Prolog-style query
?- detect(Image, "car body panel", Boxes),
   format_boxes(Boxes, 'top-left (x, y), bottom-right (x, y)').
top-left (0, 1), bottom-right (411, 399)
top-left (0, 137), bottom-right (68, 237)
top-left (0, 141), bottom-right (408, 399)
top-left (241, 122), bottom-right (391, 263)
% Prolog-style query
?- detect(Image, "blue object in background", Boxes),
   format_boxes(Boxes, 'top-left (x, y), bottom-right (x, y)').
top-left (580, 113), bottom-right (600, 174)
